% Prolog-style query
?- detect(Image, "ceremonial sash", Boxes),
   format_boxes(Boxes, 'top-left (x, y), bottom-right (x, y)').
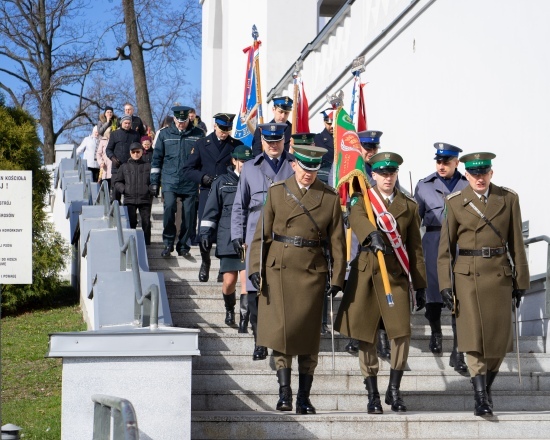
top-left (368, 188), bottom-right (410, 276)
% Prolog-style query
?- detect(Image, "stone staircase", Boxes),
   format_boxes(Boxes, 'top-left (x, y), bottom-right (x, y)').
top-left (146, 202), bottom-right (550, 439)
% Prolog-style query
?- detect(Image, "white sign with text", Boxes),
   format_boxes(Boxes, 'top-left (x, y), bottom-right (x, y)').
top-left (0, 170), bottom-right (32, 284)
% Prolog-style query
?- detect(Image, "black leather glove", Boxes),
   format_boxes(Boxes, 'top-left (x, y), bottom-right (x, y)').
top-left (149, 184), bottom-right (159, 197)
top-left (201, 234), bottom-right (211, 251)
top-left (415, 288), bottom-right (426, 311)
top-left (342, 211), bottom-right (350, 229)
top-left (201, 174), bottom-right (214, 187)
top-left (365, 230), bottom-right (385, 253)
top-left (512, 289), bottom-right (524, 309)
top-left (111, 156), bottom-right (121, 168)
top-left (249, 272), bottom-right (261, 291)
top-left (232, 238), bottom-right (244, 255)
top-left (440, 288), bottom-right (454, 310)
top-left (326, 285), bottom-right (342, 298)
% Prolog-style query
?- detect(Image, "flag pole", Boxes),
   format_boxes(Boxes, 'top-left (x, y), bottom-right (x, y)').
top-left (290, 61), bottom-right (302, 154)
top-left (349, 56), bottom-right (365, 125)
top-left (252, 25), bottom-right (264, 125)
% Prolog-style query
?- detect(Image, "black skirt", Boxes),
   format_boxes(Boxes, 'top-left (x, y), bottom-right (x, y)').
top-left (220, 255), bottom-right (245, 273)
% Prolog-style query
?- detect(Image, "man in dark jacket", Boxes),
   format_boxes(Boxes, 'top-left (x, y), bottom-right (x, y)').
top-left (120, 102), bottom-right (146, 136)
top-left (251, 97), bottom-right (293, 156)
top-left (106, 114), bottom-right (141, 201)
top-left (150, 106), bottom-right (205, 258)
top-left (113, 142), bottom-right (153, 244)
top-left (313, 109), bottom-right (335, 185)
top-left (183, 113), bottom-right (243, 281)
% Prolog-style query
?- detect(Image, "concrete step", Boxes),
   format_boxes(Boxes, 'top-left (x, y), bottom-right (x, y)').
top-left (191, 410), bottom-right (550, 439)
top-left (191, 389), bottom-right (550, 413)
top-left (191, 370), bottom-right (550, 393)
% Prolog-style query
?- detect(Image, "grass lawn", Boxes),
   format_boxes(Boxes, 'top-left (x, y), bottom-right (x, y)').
top-left (1, 286), bottom-right (86, 439)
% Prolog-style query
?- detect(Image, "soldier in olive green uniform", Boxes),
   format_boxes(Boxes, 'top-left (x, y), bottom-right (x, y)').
top-left (249, 137), bottom-right (346, 415)
top-left (335, 152), bottom-right (427, 414)
top-left (438, 152), bottom-right (529, 417)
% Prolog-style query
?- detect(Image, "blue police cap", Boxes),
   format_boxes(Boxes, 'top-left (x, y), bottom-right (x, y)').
top-left (433, 142), bottom-right (463, 160)
top-left (213, 113), bottom-right (236, 132)
top-left (272, 96), bottom-right (293, 112)
top-left (358, 130), bottom-right (383, 149)
top-left (172, 106), bottom-right (192, 122)
top-left (258, 123), bottom-right (287, 142)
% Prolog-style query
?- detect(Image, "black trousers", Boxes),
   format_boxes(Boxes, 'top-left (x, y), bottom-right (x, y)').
top-left (125, 203), bottom-right (152, 245)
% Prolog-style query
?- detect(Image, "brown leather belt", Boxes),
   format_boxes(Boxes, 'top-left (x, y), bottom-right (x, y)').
top-left (273, 233), bottom-right (325, 248)
top-left (458, 247), bottom-right (506, 258)
top-left (360, 245), bottom-right (394, 255)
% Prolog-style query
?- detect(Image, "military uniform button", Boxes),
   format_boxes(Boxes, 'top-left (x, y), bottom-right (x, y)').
top-left (282, 265), bottom-right (286, 269)
top-left (497, 273), bottom-right (501, 277)
top-left (476, 273), bottom-right (480, 277)
top-left (284, 244), bottom-right (288, 248)
top-left (287, 224), bottom-right (291, 228)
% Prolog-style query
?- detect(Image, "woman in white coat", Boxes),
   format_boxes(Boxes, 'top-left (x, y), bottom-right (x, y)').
top-left (77, 126), bottom-right (100, 182)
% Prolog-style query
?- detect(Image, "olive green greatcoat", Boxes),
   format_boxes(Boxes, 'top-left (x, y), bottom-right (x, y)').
top-left (437, 183), bottom-right (529, 358)
top-left (334, 188), bottom-right (427, 342)
top-left (249, 176), bottom-right (346, 355)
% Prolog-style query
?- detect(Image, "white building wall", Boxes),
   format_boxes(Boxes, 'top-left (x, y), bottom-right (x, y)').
top-left (200, 0), bottom-right (318, 125)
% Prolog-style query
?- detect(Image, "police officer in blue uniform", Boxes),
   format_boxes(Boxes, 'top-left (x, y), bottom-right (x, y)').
top-left (313, 109), bottom-right (335, 186)
top-left (150, 106), bottom-right (205, 258)
top-left (199, 145), bottom-right (253, 329)
top-left (231, 123), bottom-right (295, 360)
top-left (251, 97), bottom-right (293, 156)
top-left (414, 143), bottom-right (469, 372)
top-left (183, 113), bottom-right (244, 281)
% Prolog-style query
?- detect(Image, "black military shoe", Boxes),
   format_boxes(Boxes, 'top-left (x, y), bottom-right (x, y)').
top-left (364, 376), bottom-right (383, 414)
top-left (472, 374), bottom-right (493, 416)
top-left (344, 339), bottom-right (359, 354)
top-left (253, 345), bottom-right (267, 361)
top-left (377, 329), bottom-right (391, 359)
top-left (198, 252), bottom-right (211, 282)
top-left (238, 295), bottom-right (249, 334)
top-left (161, 245), bottom-right (174, 258)
top-left (276, 368), bottom-right (292, 411)
top-left (449, 350), bottom-right (468, 373)
top-left (385, 369), bottom-right (407, 412)
top-left (295, 374), bottom-right (316, 414)
top-left (429, 332), bottom-right (443, 354)
top-left (177, 248), bottom-right (190, 257)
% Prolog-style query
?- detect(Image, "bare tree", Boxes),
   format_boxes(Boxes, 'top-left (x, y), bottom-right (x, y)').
top-left (0, 0), bottom-right (117, 164)
top-left (114, 0), bottom-right (201, 132)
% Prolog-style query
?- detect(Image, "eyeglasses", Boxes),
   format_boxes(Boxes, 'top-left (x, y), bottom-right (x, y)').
top-left (130, 150), bottom-right (142, 154)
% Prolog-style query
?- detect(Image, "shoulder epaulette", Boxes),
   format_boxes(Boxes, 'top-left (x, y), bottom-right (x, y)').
top-left (502, 186), bottom-right (517, 196)
top-left (447, 191), bottom-right (461, 200)
top-left (323, 184), bottom-right (338, 194)
top-left (404, 193), bottom-right (417, 203)
top-left (272, 180), bottom-right (285, 187)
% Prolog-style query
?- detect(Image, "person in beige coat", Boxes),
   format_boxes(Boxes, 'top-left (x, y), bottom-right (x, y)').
top-left (96, 123), bottom-right (113, 191)
top-left (437, 152), bottom-right (529, 417)
top-left (335, 152), bottom-right (427, 414)
top-left (249, 139), bottom-right (346, 415)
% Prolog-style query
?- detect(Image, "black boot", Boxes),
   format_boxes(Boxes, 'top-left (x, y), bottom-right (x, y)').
top-left (238, 294), bottom-right (249, 333)
top-left (223, 292), bottom-right (236, 325)
top-left (251, 319), bottom-right (267, 361)
top-left (276, 368), bottom-right (292, 411)
top-left (344, 339), bottom-right (359, 354)
top-left (161, 245), bottom-right (174, 257)
top-left (385, 369), bottom-right (407, 412)
top-left (472, 374), bottom-right (493, 416)
top-left (198, 251), bottom-right (211, 282)
top-left (364, 376), bottom-right (383, 414)
top-left (429, 320), bottom-right (443, 354)
top-left (486, 370), bottom-right (498, 408)
top-left (296, 374), bottom-right (316, 414)
top-left (377, 329), bottom-right (391, 360)
top-left (449, 325), bottom-right (468, 373)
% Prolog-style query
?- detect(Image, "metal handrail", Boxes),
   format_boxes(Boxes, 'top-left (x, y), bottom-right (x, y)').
top-left (95, 180), bottom-right (111, 217)
top-left (109, 200), bottom-right (160, 329)
top-left (524, 235), bottom-right (550, 316)
top-left (92, 394), bottom-right (139, 440)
